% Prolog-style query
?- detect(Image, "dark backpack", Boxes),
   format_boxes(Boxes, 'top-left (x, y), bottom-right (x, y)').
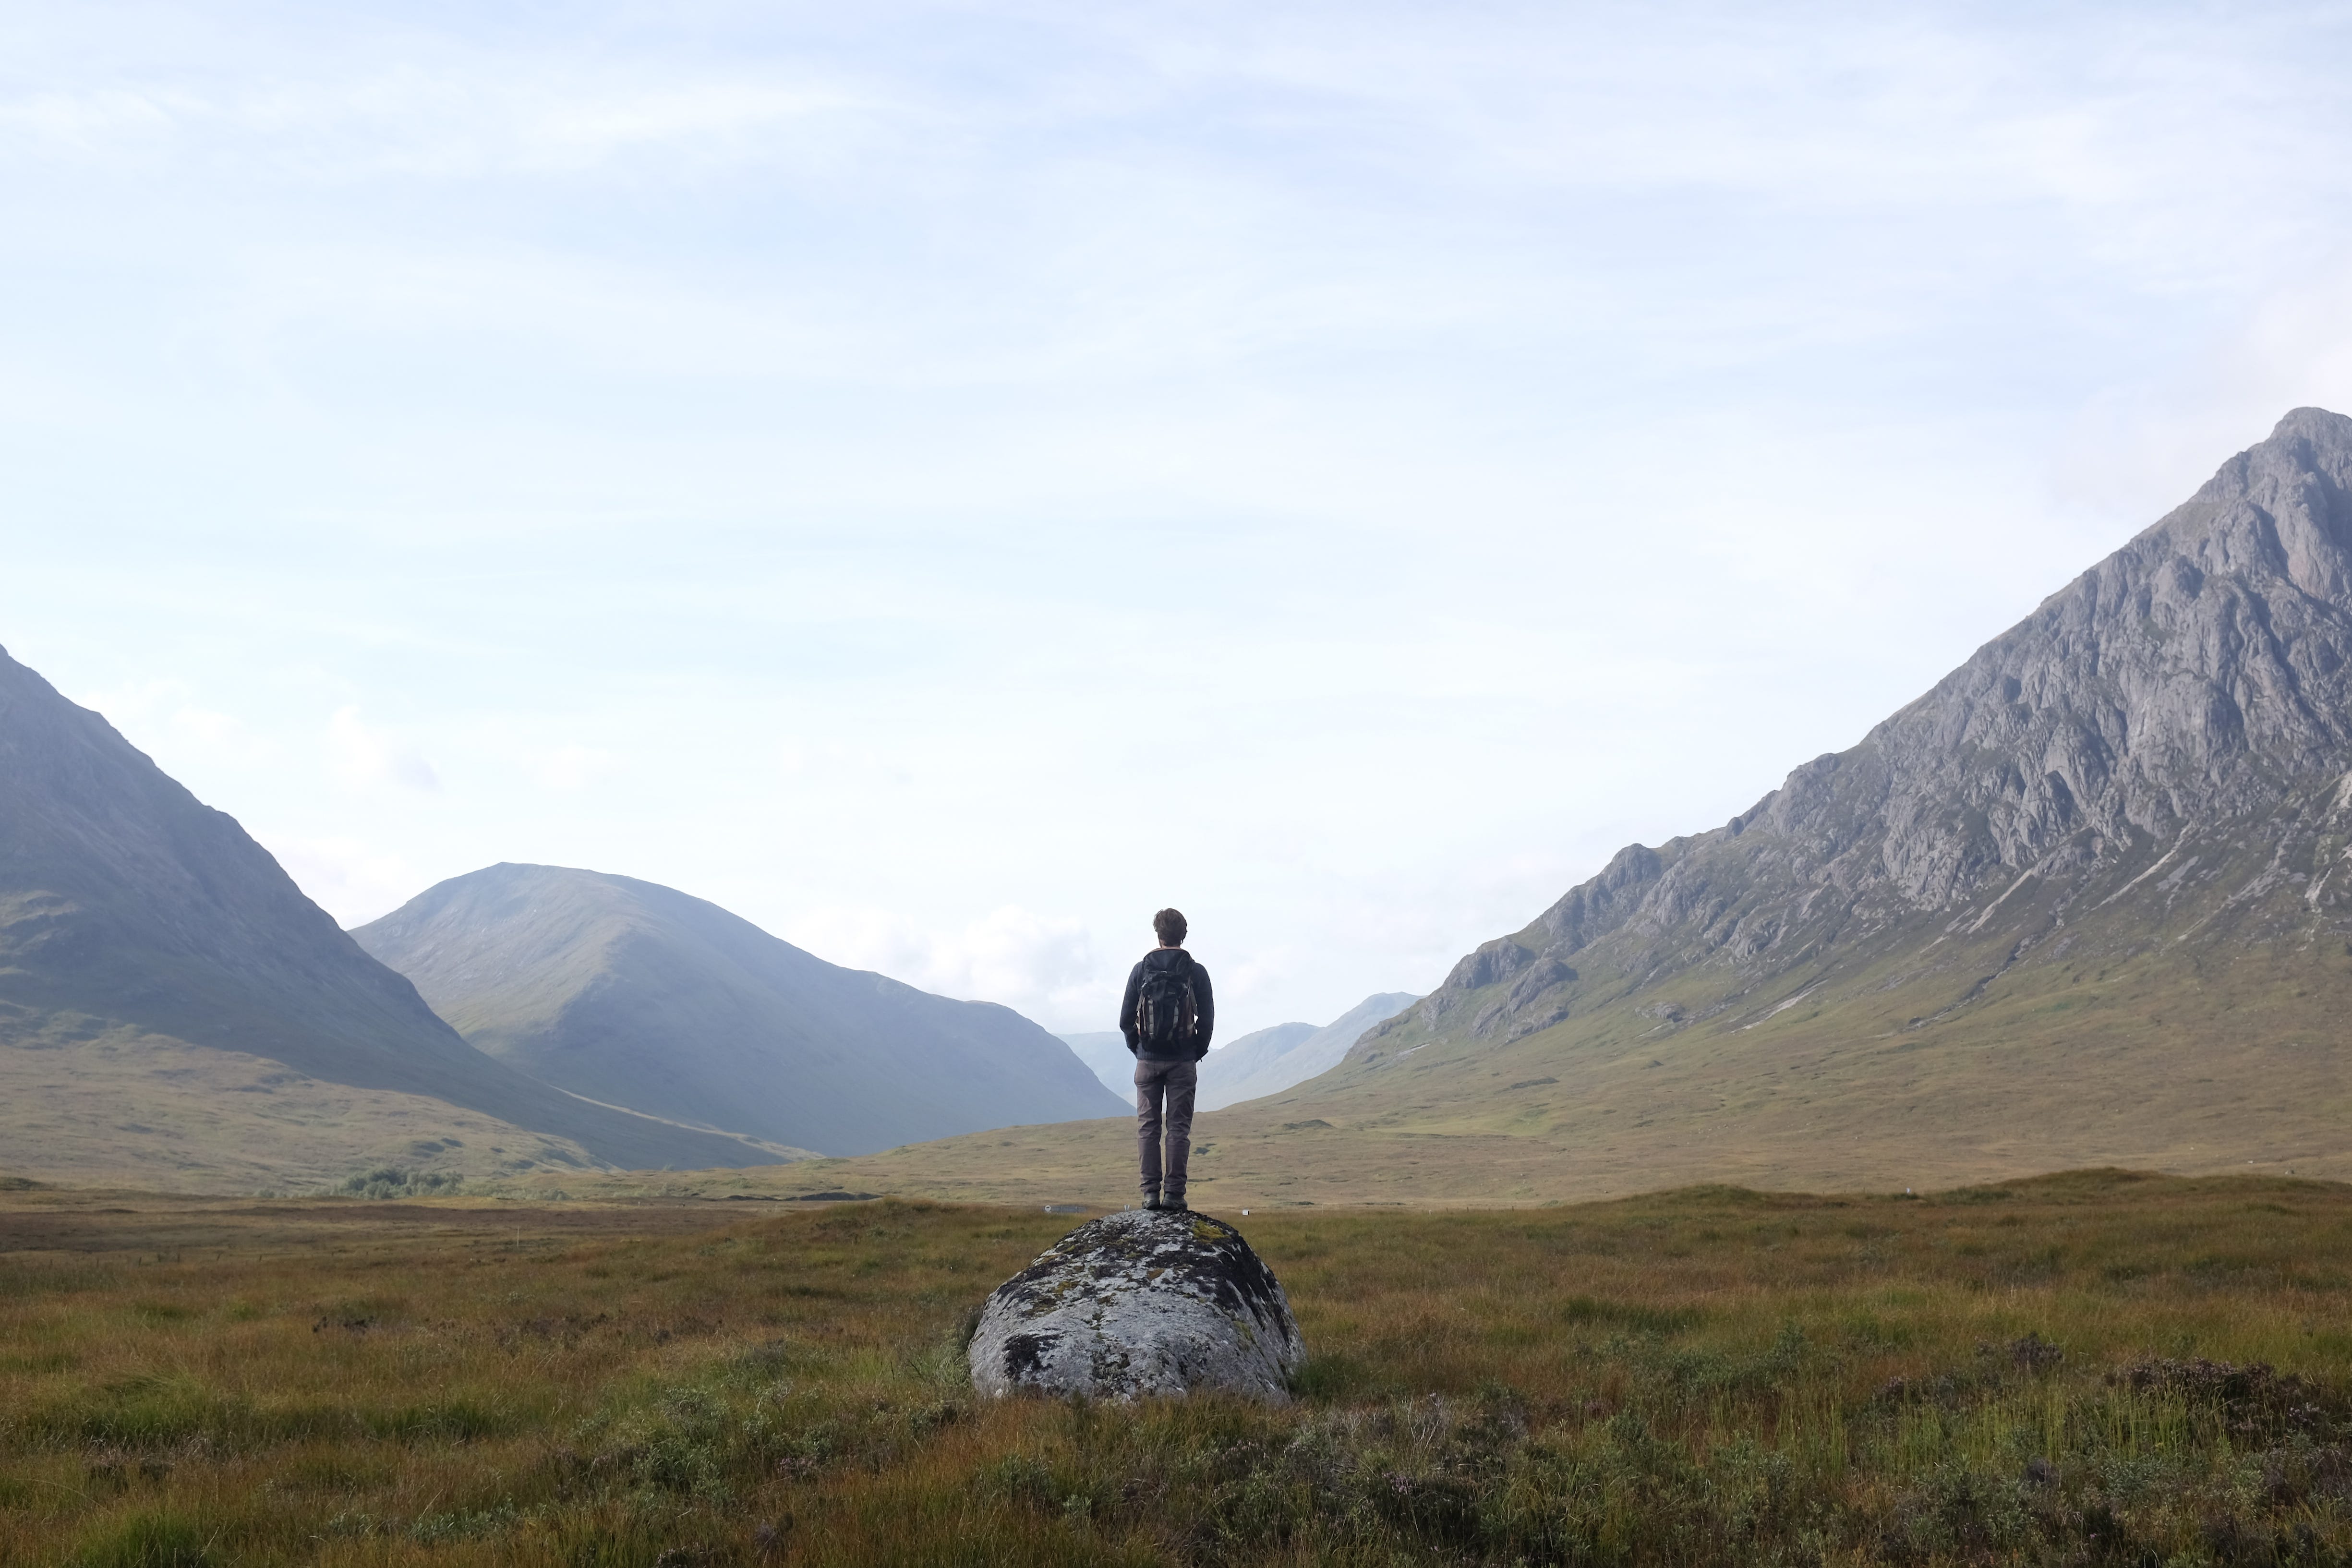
top-left (1134, 960), bottom-right (1198, 1055)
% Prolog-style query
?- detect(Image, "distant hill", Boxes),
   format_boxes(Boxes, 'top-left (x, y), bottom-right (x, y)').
top-left (1197, 994), bottom-right (1420, 1110)
top-left (0, 647), bottom-right (784, 1192)
top-left (1061, 997), bottom-right (1419, 1111)
top-left (778, 409), bottom-right (2352, 1206)
top-left (354, 865), bottom-right (1128, 1157)
top-left (1198, 1022), bottom-right (1315, 1105)
top-left (1058, 1031), bottom-right (1137, 1098)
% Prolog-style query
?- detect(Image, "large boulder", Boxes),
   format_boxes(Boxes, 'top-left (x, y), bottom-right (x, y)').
top-left (968, 1209), bottom-right (1305, 1401)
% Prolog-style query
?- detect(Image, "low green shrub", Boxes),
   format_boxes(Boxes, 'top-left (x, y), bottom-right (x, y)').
top-left (72, 1511), bottom-right (213, 1568)
top-left (327, 1168), bottom-right (463, 1200)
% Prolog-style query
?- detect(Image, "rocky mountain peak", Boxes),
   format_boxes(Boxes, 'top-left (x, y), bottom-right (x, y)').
top-left (1373, 407), bottom-right (2352, 1053)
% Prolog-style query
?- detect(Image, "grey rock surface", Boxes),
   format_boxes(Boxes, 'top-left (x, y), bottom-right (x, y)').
top-left (1358, 407), bottom-right (2352, 1059)
top-left (968, 1209), bottom-right (1304, 1401)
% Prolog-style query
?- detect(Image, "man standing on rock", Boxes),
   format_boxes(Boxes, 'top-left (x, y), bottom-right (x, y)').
top-left (1119, 907), bottom-right (1215, 1212)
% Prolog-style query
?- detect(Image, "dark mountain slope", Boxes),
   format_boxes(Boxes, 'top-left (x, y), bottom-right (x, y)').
top-left (353, 864), bottom-right (1128, 1157)
top-left (0, 647), bottom-right (778, 1182)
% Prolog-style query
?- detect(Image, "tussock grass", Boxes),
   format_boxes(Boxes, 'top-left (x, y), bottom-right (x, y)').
top-left (2, 1171), bottom-right (2351, 1564)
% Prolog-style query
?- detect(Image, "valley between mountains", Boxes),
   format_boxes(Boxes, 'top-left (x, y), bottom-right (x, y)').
top-left (6, 410), bottom-right (2352, 1200)
top-left (521, 407), bottom-right (2352, 1207)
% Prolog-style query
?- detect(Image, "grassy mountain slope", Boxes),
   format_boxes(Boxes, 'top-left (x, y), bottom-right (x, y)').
top-left (0, 1017), bottom-right (595, 1193)
top-left (0, 647), bottom-right (784, 1187)
top-left (353, 864), bottom-right (1128, 1157)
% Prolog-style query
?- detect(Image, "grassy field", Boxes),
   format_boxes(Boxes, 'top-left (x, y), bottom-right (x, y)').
top-left (3, 1170), bottom-right (2351, 1565)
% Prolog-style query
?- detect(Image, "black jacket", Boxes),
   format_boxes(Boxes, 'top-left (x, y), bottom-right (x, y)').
top-left (1119, 947), bottom-right (1215, 1061)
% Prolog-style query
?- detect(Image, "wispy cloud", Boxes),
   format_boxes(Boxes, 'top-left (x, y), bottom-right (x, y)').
top-left (785, 904), bottom-right (1108, 1029)
top-left (538, 743), bottom-right (618, 792)
top-left (0, 60), bottom-right (889, 179)
top-left (266, 833), bottom-right (427, 926)
top-left (72, 678), bottom-right (277, 768)
top-left (326, 707), bottom-right (439, 793)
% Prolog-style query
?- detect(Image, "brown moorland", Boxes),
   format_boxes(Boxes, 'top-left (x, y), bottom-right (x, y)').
top-left (4, 1170), bottom-right (2352, 1565)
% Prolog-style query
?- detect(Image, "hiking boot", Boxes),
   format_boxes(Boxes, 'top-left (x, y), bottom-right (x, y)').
top-left (1140, 1192), bottom-right (1162, 1211)
top-left (1161, 1194), bottom-right (1189, 1213)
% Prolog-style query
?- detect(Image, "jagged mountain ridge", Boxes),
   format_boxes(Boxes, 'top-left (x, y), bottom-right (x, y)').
top-left (354, 864), bottom-right (1128, 1158)
top-left (1367, 407), bottom-right (2352, 1058)
top-left (0, 647), bottom-right (784, 1187)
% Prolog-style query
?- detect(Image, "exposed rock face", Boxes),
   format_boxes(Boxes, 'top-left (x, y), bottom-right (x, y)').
top-left (1363, 407), bottom-right (2352, 1055)
top-left (968, 1209), bottom-right (1304, 1401)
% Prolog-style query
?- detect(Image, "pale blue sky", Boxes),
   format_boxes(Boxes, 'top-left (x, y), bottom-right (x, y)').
top-left (7, 1), bottom-right (2352, 1034)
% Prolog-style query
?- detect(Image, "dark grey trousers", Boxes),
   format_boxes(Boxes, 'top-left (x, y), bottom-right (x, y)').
top-left (1134, 1057), bottom-right (1197, 1200)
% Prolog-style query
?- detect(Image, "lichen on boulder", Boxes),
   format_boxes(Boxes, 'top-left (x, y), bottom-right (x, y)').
top-left (967, 1209), bottom-right (1304, 1401)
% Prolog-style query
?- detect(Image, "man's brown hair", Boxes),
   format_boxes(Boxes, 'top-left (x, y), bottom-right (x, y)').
top-left (1153, 908), bottom-right (1188, 946)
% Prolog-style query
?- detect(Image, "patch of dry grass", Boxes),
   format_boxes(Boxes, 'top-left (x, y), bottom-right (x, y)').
top-left (3, 1170), bottom-right (2350, 1564)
